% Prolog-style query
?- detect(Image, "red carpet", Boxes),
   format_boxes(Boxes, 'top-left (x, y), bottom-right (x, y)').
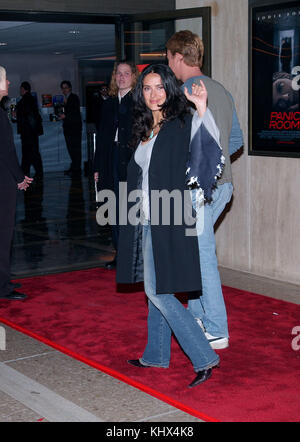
top-left (0, 268), bottom-right (299, 422)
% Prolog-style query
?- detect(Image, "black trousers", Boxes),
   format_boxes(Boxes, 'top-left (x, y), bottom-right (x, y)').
top-left (21, 134), bottom-right (43, 177)
top-left (0, 188), bottom-right (16, 297)
top-left (64, 130), bottom-right (82, 171)
top-left (111, 143), bottom-right (120, 253)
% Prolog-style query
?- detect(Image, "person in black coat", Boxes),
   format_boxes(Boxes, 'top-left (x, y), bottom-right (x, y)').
top-left (16, 81), bottom-right (44, 180)
top-left (59, 80), bottom-right (82, 175)
top-left (93, 61), bottom-right (139, 268)
top-left (91, 84), bottom-right (109, 130)
top-left (116, 64), bottom-right (224, 387)
top-left (0, 66), bottom-right (33, 300)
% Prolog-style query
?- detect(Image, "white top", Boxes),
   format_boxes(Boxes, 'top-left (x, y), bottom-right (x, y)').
top-left (134, 134), bottom-right (157, 221)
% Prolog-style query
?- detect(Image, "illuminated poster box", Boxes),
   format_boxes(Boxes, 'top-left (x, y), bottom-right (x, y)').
top-left (249, 0), bottom-right (300, 157)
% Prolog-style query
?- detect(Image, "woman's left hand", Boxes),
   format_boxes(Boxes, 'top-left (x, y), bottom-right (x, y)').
top-left (184, 80), bottom-right (207, 118)
top-left (17, 176), bottom-right (33, 191)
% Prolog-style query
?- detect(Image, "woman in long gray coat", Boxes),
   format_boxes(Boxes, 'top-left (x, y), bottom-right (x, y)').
top-left (116, 64), bottom-right (223, 387)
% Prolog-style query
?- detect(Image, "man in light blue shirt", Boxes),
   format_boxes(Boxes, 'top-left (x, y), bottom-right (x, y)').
top-left (167, 30), bottom-right (243, 349)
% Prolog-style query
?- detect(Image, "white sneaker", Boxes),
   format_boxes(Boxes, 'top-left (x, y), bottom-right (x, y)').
top-left (205, 332), bottom-right (229, 350)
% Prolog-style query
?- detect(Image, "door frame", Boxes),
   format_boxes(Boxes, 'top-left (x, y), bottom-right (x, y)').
top-left (121, 7), bottom-right (211, 76)
top-left (0, 8), bottom-right (211, 74)
top-left (0, 9), bottom-right (125, 59)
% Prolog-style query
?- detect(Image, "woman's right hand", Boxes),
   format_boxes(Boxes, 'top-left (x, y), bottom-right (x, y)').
top-left (94, 172), bottom-right (99, 182)
top-left (184, 80), bottom-right (207, 118)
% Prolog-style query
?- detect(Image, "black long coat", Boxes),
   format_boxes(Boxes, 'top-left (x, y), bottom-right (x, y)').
top-left (0, 108), bottom-right (25, 295)
top-left (116, 115), bottom-right (202, 295)
top-left (0, 107), bottom-right (24, 213)
top-left (16, 92), bottom-right (43, 138)
top-left (93, 92), bottom-right (133, 190)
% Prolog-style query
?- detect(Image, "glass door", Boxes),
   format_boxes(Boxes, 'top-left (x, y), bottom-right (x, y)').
top-left (121, 7), bottom-right (211, 76)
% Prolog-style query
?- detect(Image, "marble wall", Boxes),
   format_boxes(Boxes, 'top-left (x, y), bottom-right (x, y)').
top-left (177, 0), bottom-right (300, 286)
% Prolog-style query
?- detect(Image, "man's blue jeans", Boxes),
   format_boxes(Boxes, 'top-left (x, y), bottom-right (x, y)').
top-left (140, 223), bottom-right (219, 372)
top-left (188, 182), bottom-right (233, 338)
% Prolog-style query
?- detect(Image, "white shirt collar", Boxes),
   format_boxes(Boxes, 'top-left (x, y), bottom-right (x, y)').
top-left (118, 88), bottom-right (131, 103)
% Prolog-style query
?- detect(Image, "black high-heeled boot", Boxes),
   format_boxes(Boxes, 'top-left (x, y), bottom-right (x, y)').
top-left (188, 364), bottom-right (220, 388)
top-left (127, 359), bottom-right (150, 368)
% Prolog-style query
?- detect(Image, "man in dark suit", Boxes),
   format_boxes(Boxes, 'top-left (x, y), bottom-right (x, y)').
top-left (90, 84), bottom-right (109, 130)
top-left (0, 66), bottom-right (33, 300)
top-left (16, 81), bottom-right (44, 180)
top-left (93, 61), bottom-right (139, 269)
top-left (59, 80), bottom-right (82, 176)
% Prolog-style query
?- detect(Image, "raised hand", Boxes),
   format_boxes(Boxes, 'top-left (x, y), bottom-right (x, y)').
top-left (184, 80), bottom-right (208, 118)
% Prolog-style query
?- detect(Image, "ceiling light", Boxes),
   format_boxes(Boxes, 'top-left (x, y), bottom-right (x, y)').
top-left (0, 42), bottom-right (7, 46)
top-left (68, 30), bottom-right (80, 34)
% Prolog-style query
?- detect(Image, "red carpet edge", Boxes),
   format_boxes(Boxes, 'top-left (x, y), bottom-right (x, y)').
top-left (0, 316), bottom-right (220, 423)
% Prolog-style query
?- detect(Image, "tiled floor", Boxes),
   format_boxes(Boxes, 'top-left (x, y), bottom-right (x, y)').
top-left (0, 172), bottom-right (299, 423)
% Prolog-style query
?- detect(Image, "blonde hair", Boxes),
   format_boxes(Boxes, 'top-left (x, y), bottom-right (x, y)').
top-left (0, 66), bottom-right (6, 90)
top-left (108, 61), bottom-right (139, 97)
top-left (166, 30), bottom-right (204, 69)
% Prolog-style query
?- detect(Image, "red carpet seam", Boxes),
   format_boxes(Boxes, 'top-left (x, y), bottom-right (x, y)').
top-left (0, 316), bottom-right (220, 423)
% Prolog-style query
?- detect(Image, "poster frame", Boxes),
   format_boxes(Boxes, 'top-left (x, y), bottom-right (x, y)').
top-left (249, 0), bottom-right (300, 158)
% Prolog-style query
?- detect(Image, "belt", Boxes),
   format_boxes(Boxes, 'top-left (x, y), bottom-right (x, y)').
top-left (113, 141), bottom-right (120, 147)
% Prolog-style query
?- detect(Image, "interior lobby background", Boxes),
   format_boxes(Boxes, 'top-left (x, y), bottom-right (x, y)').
top-left (0, 0), bottom-right (299, 292)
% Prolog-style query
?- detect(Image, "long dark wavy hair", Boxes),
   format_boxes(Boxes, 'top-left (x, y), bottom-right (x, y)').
top-left (131, 63), bottom-right (189, 148)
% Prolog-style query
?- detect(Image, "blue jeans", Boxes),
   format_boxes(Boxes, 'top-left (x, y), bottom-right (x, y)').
top-left (140, 223), bottom-right (219, 372)
top-left (188, 182), bottom-right (233, 338)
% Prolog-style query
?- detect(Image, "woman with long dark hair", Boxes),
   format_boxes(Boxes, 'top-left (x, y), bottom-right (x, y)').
top-left (117, 64), bottom-right (223, 387)
top-left (130, 63), bottom-right (189, 147)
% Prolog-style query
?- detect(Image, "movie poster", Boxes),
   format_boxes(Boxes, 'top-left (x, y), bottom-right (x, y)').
top-left (250, 1), bottom-right (300, 156)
